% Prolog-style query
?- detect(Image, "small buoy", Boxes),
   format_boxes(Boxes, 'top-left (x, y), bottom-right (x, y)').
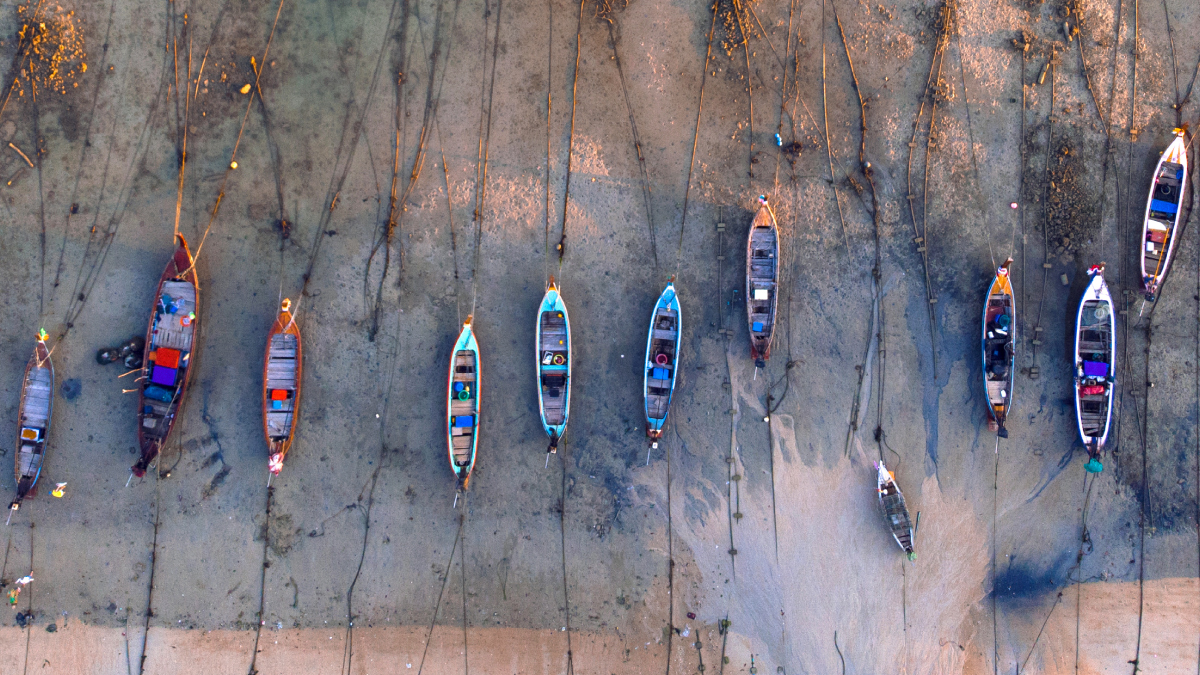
top-left (1010, 202), bottom-right (1018, 209)
top-left (230, 161), bottom-right (238, 169)
top-left (240, 84), bottom-right (252, 94)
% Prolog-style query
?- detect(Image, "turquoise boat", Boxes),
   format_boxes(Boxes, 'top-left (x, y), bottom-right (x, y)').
top-left (643, 280), bottom-right (681, 448)
top-left (536, 278), bottom-right (571, 454)
top-left (447, 316), bottom-right (480, 490)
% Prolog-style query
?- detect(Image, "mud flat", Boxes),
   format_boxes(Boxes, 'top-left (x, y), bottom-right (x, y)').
top-left (0, 0), bottom-right (1198, 672)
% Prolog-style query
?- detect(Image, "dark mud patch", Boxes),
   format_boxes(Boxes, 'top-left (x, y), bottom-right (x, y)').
top-left (201, 464), bottom-right (231, 499)
top-left (1024, 132), bottom-right (1103, 263)
top-left (268, 513), bottom-right (299, 557)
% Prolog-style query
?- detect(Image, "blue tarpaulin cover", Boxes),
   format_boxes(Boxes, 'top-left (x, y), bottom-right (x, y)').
top-left (652, 367), bottom-right (670, 380)
top-left (454, 415), bottom-right (474, 428)
top-left (1151, 198), bottom-right (1178, 214)
top-left (1083, 361), bottom-right (1108, 378)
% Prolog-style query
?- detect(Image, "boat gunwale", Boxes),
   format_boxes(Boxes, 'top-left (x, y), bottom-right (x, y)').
top-left (134, 234), bottom-right (198, 477)
top-left (263, 301), bottom-right (302, 473)
top-left (535, 281), bottom-right (571, 442)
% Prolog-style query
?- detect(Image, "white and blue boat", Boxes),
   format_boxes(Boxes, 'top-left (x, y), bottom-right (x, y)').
top-left (447, 316), bottom-right (480, 491)
top-left (536, 278), bottom-right (571, 454)
top-left (1074, 264), bottom-right (1115, 473)
top-left (1140, 129), bottom-right (1188, 302)
top-left (644, 280), bottom-right (681, 448)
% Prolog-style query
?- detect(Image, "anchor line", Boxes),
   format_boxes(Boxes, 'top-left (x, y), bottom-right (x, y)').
top-left (676, 0), bottom-right (719, 279)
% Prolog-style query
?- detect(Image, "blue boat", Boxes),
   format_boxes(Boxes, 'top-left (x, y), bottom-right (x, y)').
top-left (536, 278), bottom-right (571, 454)
top-left (447, 316), bottom-right (480, 491)
top-left (643, 280), bottom-right (681, 447)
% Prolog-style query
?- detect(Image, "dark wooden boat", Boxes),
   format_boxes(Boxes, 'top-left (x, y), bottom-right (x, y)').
top-left (1074, 264), bottom-right (1115, 473)
top-left (537, 279), bottom-right (570, 454)
top-left (876, 461), bottom-right (916, 561)
top-left (644, 280), bottom-right (681, 448)
top-left (982, 258), bottom-right (1015, 438)
top-left (133, 235), bottom-right (198, 478)
top-left (264, 298), bottom-right (301, 477)
top-left (10, 333), bottom-right (53, 515)
top-left (746, 196), bottom-right (779, 368)
top-left (447, 316), bottom-right (480, 491)
top-left (1140, 130), bottom-right (1188, 302)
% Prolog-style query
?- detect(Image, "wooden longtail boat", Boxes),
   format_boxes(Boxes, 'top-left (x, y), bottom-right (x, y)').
top-left (1074, 264), bottom-right (1115, 473)
top-left (982, 258), bottom-right (1015, 438)
top-left (447, 316), bottom-right (480, 491)
top-left (133, 235), bottom-right (198, 478)
top-left (746, 196), bottom-right (779, 368)
top-left (876, 461), bottom-right (916, 561)
top-left (536, 279), bottom-right (570, 454)
top-left (10, 332), bottom-right (53, 515)
top-left (644, 280), bottom-right (681, 448)
top-left (1140, 129), bottom-right (1188, 302)
top-left (264, 298), bottom-right (301, 477)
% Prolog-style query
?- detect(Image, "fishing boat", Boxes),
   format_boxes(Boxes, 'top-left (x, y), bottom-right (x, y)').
top-left (447, 316), bottom-right (480, 491)
top-left (1074, 264), bottom-right (1115, 473)
top-left (133, 235), bottom-right (198, 478)
top-left (644, 280), bottom-right (681, 448)
top-left (10, 331), bottom-right (53, 516)
top-left (536, 279), bottom-right (570, 454)
top-left (876, 461), bottom-right (916, 561)
top-left (982, 258), bottom-right (1015, 438)
top-left (746, 196), bottom-right (779, 368)
top-left (264, 298), bottom-right (301, 477)
top-left (1140, 129), bottom-right (1188, 302)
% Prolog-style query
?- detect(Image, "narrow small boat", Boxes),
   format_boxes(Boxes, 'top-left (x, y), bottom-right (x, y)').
top-left (1074, 264), bottom-right (1115, 473)
top-left (876, 461), bottom-right (916, 561)
top-left (746, 196), bottom-right (779, 368)
top-left (536, 279), bottom-right (570, 454)
top-left (982, 258), bottom-right (1015, 438)
top-left (134, 235), bottom-right (198, 478)
top-left (447, 316), bottom-right (480, 491)
top-left (644, 280), bottom-right (681, 448)
top-left (1140, 129), bottom-right (1188, 302)
top-left (264, 298), bottom-right (302, 477)
top-left (10, 331), bottom-right (53, 516)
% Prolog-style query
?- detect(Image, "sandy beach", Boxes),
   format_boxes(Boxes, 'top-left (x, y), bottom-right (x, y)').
top-left (0, 0), bottom-right (1197, 672)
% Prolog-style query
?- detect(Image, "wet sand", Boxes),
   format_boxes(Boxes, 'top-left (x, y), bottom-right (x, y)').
top-left (0, 0), bottom-right (1198, 672)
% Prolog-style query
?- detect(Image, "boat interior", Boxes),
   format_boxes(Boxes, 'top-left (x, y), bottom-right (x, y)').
top-left (984, 294), bottom-right (1013, 412)
top-left (141, 280), bottom-right (196, 441)
top-left (266, 332), bottom-right (299, 443)
top-left (646, 308), bottom-right (678, 422)
top-left (1144, 161), bottom-right (1184, 277)
top-left (880, 482), bottom-right (915, 553)
top-left (748, 227), bottom-right (777, 351)
top-left (1077, 300), bottom-right (1113, 438)
top-left (17, 357), bottom-right (52, 488)
top-left (450, 349), bottom-right (477, 468)
top-left (539, 309), bottom-right (569, 427)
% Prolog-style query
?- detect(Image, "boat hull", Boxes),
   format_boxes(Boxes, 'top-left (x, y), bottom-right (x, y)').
top-left (1139, 130), bottom-right (1188, 301)
top-left (644, 282), bottom-right (681, 440)
top-left (981, 259), bottom-right (1015, 437)
top-left (447, 318), bottom-right (480, 489)
top-left (12, 339), bottom-right (53, 509)
top-left (134, 235), bottom-right (198, 477)
top-left (746, 200), bottom-right (779, 366)
top-left (1074, 266), bottom-right (1115, 466)
top-left (876, 461), bottom-right (915, 559)
top-left (264, 300), bottom-right (302, 475)
top-left (536, 281), bottom-right (571, 452)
